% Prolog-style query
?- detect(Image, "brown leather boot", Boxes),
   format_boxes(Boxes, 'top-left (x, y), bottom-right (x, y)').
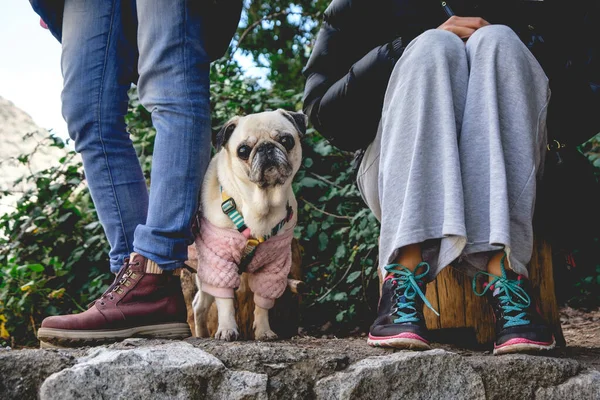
top-left (37, 253), bottom-right (190, 347)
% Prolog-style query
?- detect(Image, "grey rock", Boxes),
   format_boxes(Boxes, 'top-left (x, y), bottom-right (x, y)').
top-left (192, 338), bottom-right (361, 399)
top-left (314, 349), bottom-right (487, 400)
top-left (1, 339), bottom-right (600, 400)
top-left (0, 348), bottom-right (76, 400)
top-left (211, 370), bottom-right (268, 400)
top-left (39, 342), bottom-right (267, 400)
top-left (468, 354), bottom-right (581, 400)
top-left (536, 370), bottom-right (600, 400)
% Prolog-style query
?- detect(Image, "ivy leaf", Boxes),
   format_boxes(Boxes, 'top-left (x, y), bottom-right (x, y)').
top-left (298, 177), bottom-right (325, 188)
top-left (306, 222), bottom-right (318, 238)
top-left (26, 264), bottom-right (44, 273)
top-left (332, 292), bottom-right (347, 302)
top-left (346, 271), bottom-right (361, 284)
top-left (318, 232), bottom-right (329, 251)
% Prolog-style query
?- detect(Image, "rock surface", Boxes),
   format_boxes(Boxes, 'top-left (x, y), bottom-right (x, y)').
top-left (39, 342), bottom-right (267, 400)
top-left (1, 338), bottom-right (599, 400)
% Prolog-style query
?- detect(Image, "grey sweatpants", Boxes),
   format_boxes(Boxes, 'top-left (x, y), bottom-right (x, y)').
top-left (356, 26), bottom-right (550, 278)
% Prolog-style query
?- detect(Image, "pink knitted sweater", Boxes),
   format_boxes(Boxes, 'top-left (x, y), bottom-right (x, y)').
top-left (195, 218), bottom-right (293, 309)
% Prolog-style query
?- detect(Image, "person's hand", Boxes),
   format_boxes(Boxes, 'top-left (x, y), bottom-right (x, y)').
top-left (437, 16), bottom-right (490, 40)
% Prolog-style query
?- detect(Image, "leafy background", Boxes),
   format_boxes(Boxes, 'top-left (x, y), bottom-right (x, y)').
top-left (1, 0), bottom-right (599, 347)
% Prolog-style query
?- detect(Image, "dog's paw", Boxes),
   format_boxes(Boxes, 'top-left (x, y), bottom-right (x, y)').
top-left (214, 327), bottom-right (239, 341)
top-left (254, 329), bottom-right (278, 341)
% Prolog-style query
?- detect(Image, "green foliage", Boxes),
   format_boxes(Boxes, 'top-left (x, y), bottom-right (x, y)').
top-left (292, 134), bottom-right (380, 330)
top-left (239, 0), bottom-right (328, 89)
top-left (0, 136), bottom-right (112, 346)
top-left (571, 263), bottom-right (600, 307)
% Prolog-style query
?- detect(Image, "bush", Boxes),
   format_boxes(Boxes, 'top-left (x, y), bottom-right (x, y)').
top-left (0, 136), bottom-right (112, 346)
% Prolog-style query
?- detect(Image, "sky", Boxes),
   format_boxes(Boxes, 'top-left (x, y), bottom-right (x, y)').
top-left (0, 3), bottom-right (67, 138)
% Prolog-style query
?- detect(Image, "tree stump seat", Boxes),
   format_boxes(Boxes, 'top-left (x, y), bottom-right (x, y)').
top-left (422, 236), bottom-right (565, 346)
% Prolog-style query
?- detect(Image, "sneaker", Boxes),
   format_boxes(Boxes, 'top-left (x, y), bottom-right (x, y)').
top-left (473, 255), bottom-right (556, 355)
top-left (37, 253), bottom-right (191, 347)
top-left (367, 262), bottom-right (438, 349)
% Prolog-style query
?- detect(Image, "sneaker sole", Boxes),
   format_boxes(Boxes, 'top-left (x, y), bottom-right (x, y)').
top-left (367, 334), bottom-right (431, 350)
top-left (37, 322), bottom-right (191, 348)
top-left (493, 338), bottom-right (556, 355)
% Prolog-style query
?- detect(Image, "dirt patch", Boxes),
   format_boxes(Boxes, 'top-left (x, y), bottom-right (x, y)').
top-left (560, 306), bottom-right (600, 348)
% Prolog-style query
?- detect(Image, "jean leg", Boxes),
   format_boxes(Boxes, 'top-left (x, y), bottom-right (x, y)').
top-left (62, 0), bottom-right (147, 273)
top-left (133, 0), bottom-right (211, 270)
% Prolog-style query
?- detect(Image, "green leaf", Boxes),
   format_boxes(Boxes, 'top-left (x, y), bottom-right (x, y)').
top-left (298, 177), bottom-right (325, 188)
top-left (332, 292), bottom-right (347, 302)
top-left (334, 244), bottom-right (346, 260)
top-left (306, 222), bottom-right (318, 238)
top-left (27, 264), bottom-right (44, 273)
top-left (57, 213), bottom-right (72, 223)
top-left (318, 232), bottom-right (329, 251)
top-left (346, 271), bottom-right (361, 283)
top-left (84, 221), bottom-right (100, 230)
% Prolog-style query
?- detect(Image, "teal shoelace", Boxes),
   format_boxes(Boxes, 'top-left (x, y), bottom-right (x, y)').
top-left (384, 262), bottom-right (439, 324)
top-left (472, 256), bottom-right (531, 328)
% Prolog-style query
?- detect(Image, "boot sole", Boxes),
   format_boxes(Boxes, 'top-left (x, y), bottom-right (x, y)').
top-left (37, 322), bottom-right (191, 348)
top-left (493, 338), bottom-right (556, 355)
top-left (367, 333), bottom-right (431, 350)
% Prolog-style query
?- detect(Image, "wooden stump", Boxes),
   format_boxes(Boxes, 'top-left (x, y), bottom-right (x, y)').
top-left (181, 238), bottom-right (304, 339)
top-left (422, 236), bottom-right (565, 346)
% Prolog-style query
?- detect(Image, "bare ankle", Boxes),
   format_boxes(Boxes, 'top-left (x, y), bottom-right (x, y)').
top-left (392, 244), bottom-right (423, 272)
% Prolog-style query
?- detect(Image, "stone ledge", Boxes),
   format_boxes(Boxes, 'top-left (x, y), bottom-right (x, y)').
top-left (1, 338), bottom-right (599, 400)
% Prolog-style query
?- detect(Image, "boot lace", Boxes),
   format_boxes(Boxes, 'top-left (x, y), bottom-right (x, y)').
top-left (384, 262), bottom-right (439, 323)
top-left (88, 259), bottom-right (141, 308)
top-left (472, 257), bottom-right (531, 329)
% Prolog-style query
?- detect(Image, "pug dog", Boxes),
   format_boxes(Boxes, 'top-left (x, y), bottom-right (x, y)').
top-left (193, 109), bottom-right (306, 341)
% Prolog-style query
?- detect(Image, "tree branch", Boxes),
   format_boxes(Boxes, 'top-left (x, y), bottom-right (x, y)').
top-left (300, 197), bottom-right (352, 220)
top-left (308, 172), bottom-right (343, 189)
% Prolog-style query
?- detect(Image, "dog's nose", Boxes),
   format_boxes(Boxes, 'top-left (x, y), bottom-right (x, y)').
top-left (256, 142), bottom-right (276, 155)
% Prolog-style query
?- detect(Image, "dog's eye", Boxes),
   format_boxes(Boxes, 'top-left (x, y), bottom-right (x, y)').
top-left (237, 145), bottom-right (251, 160)
top-left (279, 136), bottom-right (295, 151)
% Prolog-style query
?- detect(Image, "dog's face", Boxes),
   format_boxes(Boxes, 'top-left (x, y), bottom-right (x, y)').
top-left (215, 109), bottom-right (307, 188)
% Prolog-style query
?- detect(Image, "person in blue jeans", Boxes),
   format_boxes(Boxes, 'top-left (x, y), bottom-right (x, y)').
top-left (30, 0), bottom-right (242, 347)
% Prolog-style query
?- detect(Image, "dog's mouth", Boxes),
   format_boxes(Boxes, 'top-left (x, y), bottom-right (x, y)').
top-left (249, 142), bottom-right (293, 188)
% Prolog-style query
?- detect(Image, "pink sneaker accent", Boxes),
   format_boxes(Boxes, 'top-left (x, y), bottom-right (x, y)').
top-left (495, 336), bottom-right (554, 349)
top-left (368, 332), bottom-right (429, 344)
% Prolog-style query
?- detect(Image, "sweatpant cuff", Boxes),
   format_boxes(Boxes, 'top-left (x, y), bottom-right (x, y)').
top-left (202, 283), bottom-right (235, 299)
top-left (254, 294), bottom-right (275, 310)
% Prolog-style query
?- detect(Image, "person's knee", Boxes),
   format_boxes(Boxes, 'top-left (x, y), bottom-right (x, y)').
top-left (136, 64), bottom-right (210, 118)
top-left (61, 87), bottom-right (92, 150)
top-left (467, 24), bottom-right (520, 51)
top-left (409, 29), bottom-right (465, 64)
top-left (61, 86), bottom-right (130, 153)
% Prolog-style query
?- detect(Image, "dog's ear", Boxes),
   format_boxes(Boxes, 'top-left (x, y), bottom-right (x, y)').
top-left (214, 116), bottom-right (240, 151)
top-left (278, 109), bottom-right (308, 137)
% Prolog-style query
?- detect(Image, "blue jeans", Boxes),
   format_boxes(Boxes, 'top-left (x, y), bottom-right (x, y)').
top-left (61, 0), bottom-right (211, 272)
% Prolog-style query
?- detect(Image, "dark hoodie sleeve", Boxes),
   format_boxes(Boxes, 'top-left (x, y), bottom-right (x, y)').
top-left (303, 18), bottom-right (407, 151)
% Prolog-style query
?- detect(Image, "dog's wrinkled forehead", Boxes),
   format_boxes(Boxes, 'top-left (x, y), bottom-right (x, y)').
top-left (215, 109), bottom-right (307, 151)
top-left (235, 113), bottom-right (294, 143)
